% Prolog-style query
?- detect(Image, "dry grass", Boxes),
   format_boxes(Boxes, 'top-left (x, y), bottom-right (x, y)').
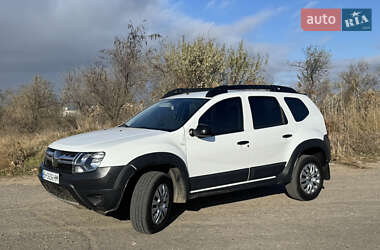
top-left (0, 91), bottom-right (378, 176)
top-left (0, 102), bottom-right (144, 176)
top-left (0, 117), bottom-right (109, 176)
top-left (321, 90), bottom-right (380, 162)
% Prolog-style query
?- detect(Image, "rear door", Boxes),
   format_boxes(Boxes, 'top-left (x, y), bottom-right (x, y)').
top-left (247, 95), bottom-right (292, 179)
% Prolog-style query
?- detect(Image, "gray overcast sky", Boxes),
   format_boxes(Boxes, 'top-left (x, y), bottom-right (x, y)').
top-left (0, 0), bottom-right (293, 90)
top-left (1, 0), bottom-right (379, 90)
top-left (0, 0), bottom-right (155, 90)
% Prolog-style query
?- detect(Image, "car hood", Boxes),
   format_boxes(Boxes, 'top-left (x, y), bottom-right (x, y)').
top-left (49, 127), bottom-right (167, 152)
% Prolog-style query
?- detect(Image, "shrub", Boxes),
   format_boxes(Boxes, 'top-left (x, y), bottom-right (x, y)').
top-left (3, 75), bottom-right (61, 133)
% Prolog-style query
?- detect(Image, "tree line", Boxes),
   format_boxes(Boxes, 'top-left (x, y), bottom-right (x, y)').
top-left (0, 23), bottom-right (379, 161)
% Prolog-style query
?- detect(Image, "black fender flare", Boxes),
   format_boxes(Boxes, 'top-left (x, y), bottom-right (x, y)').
top-left (278, 137), bottom-right (330, 184)
top-left (127, 152), bottom-right (190, 203)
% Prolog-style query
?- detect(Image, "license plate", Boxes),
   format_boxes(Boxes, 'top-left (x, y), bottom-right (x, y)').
top-left (42, 169), bottom-right (59, 184)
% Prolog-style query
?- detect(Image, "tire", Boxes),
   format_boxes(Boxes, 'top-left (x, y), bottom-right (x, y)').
top-left (285, 155), bottom-right (324, 201)
top-left (130, 171), bottom-right (173, 234)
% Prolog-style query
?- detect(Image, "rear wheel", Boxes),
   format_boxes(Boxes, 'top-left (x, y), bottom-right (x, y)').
top-left (130, 171), bottom-right (173, 234)
top-left (285, 155), bottom-right (323, 201)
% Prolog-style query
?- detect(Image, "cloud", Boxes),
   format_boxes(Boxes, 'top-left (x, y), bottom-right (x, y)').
top-left (292, 1), bottom-right (319, 19)
top-left (213, 8), bottom-right (285, 40)
top-left (206, 0), bottom-right (232, 9)
top-left (1, 0), bottom-right (376, 91)
top-left (206, 0), bottom-right (217, 9)
top-left (149, 4), bottom-right (284, 45)
top-left (220, 0), bottom-right (232, 9)
top-left (0, 0), bottom-right (158, 88)
top-left (304, 0), bottom-right (319, 9)
top-left (0, 0), bottom-right (287, 89)
top-left (331, 55), bottom-right (380, 80)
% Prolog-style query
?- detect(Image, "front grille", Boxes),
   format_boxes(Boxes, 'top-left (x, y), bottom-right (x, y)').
top-left (44, 148), bottom-right (79, 174)
top-left (41, 180), bottom-right (77, 203)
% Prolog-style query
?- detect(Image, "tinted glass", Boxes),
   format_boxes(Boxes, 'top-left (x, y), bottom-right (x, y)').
top-left (125, 98), bottom-right (208, 132)
top-left (199, 97), bottom-right (243, 135)
top-left (249, 96), bottom-right (287, 129)
top-left (284, 97), bottom-right (309, 122)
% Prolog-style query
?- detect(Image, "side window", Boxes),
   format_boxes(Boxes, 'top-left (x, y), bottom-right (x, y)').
top-left (284, 97), bottom-right (309, 122)
top-left (249, 96), bottom-right (288, 129)
top-left (199, 97), bottom-right (243, 136)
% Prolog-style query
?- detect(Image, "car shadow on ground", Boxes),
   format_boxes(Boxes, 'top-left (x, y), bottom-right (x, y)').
top-left (109, 185), bottom-right (286, 227)
top-left (167, 185), bottom-right (285, 226)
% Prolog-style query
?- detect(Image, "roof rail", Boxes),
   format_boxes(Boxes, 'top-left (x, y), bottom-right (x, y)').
top-left (162, 85), bottom-right (297, 98)
top-left (205, 85), bottom-right (297, 97)
top-left (162, 88), bottom-right (212, 98)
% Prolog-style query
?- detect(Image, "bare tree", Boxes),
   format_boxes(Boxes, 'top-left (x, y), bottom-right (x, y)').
top-left (4, 75), bottom-right (60, 132)
top-left (0, 89), bottom-right (12, 128)
top-left (0, 89), bottom-right (4, 123)
top-left (339, 61), bottom-right (379, 102)
top-left (62, 69), bottom-right (93, 113)
top-left (291, 45), bottom-right (331, 103)
top-left (62, 23), bottom-right (159, 125)
top-left (225, 41), bottom-right (267, 85)
top-left (85, 63), bottom-right (128, 123)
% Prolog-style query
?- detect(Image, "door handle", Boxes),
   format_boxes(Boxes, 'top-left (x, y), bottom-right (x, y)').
top-left (282, 134), bottom-right (292, 138)
top-left (237, 140), bottom-right (249, 145)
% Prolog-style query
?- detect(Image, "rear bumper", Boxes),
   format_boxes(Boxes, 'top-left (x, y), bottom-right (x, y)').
top-left (38, 164), bottom-right (135, 214)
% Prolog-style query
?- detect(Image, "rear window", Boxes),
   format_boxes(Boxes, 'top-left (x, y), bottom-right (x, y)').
top-left (248, 96), bottom-right (288, 129)
top-left (284, 97), bottom-right (309, 122)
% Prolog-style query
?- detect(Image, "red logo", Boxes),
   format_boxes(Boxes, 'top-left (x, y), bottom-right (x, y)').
top-left (301, 9), bottom-right (341, 31)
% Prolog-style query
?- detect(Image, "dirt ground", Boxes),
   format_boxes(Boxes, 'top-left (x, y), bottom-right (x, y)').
top-left (0, 162), bottom-right (379, 250)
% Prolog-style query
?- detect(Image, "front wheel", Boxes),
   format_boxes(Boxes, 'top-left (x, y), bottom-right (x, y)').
top-left (130, 171), bottom-right (173, 234)
top-left (285, 155), bottom-right (323, 201)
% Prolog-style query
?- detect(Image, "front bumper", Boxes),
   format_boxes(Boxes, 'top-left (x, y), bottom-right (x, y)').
top-left (38, 164), bottom-right (135, 214)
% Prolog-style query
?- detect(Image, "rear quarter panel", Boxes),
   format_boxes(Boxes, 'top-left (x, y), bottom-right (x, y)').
top-left (279, 94), bottom-right (327, 165)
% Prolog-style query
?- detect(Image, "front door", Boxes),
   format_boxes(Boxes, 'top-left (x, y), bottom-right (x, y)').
top-left (185, 97), bottom-right (251, 193)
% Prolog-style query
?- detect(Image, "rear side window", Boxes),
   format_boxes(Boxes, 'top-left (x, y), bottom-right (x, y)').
top-left (284, 97), bottom-right (309, 122)
top-left (249, 96), bottom-right (288, 129)
top-left (199, 97), bottom-right (243, 135)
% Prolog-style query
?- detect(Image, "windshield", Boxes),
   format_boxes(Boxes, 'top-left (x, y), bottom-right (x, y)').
top-left (124, 98), bottom-right (209, 132)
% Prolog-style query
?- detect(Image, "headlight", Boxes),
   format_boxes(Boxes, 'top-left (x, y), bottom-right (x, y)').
top-left (73, 152), bottom-right (105, 173)
top-left (46, 148), bottom-right (54, 158)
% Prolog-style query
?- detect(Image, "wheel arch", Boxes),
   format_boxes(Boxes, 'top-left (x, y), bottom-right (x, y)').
top-left (279, 138), bottom-right (330, 184)
top-left (123, 152), bottom-right (190, 205)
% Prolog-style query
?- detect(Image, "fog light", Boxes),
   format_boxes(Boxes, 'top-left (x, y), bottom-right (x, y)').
top-left (74, 166), bottom-right (84, 173)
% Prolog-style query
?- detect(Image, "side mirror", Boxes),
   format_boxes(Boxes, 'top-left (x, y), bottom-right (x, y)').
top-left (189, 124), bottom-right (213, 138)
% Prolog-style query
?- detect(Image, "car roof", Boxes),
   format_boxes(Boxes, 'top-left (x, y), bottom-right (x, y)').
top-left (163, 89), bottom-right (304, 100)
top-left (162, 85), bottom-right (299, 100)
top-left (164, 91), bottom-right (209, 99)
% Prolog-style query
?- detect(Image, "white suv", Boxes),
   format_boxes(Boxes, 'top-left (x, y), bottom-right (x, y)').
top-left (39, 85), bottom-right (331, 234)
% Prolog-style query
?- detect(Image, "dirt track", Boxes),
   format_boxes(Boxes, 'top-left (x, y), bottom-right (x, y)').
top-left (0, 162), bottom-right (379, 250)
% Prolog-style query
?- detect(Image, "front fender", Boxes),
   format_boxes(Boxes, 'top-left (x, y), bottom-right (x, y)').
top-left (128, 152), bottom-right (190, 203)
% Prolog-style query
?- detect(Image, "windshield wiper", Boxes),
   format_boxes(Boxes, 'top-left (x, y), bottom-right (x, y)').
top-left (118, 123), bottom-right (129, 128)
